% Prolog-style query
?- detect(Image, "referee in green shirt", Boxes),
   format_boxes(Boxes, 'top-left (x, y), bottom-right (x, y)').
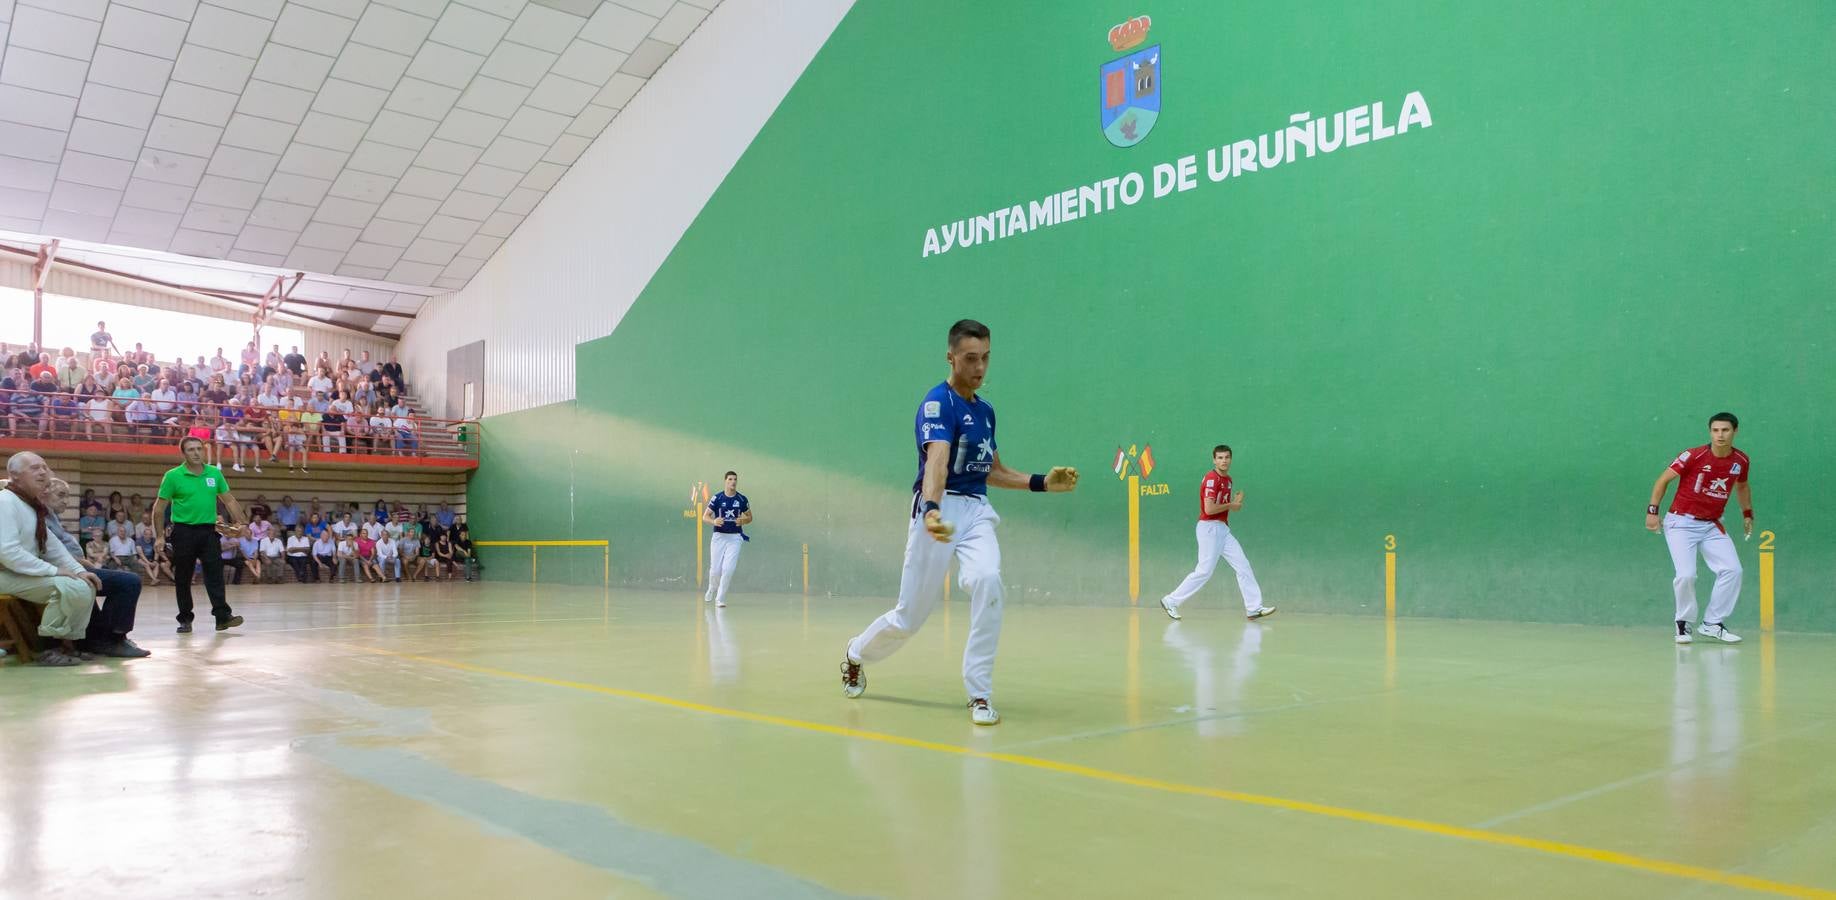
top-left (151, 436), bottom-right (251, 632)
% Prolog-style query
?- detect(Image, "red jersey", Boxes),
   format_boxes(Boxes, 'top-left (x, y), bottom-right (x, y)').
top-left (1667, 445), bottom-right (1749, 520)
top-left (1198, 470), bottom-right (1232, 523)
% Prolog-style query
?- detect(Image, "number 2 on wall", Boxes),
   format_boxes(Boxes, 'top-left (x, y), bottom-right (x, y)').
top-left (1758, 530), bottom-right (1776, 551)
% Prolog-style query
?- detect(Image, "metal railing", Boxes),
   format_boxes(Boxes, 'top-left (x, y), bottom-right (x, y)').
top-left (0, 390), bottom-right (480, 462)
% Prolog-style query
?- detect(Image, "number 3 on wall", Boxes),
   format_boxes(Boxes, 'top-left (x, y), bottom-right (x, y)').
top-left (1383, 534), bottom-right (1397, 551)
top-left (1758, 530), bottom-right (1776, 551)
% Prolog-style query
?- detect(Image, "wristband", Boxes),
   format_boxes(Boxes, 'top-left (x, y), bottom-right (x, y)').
top-left (1742, 509), bottom-right (1753, 519)
top-left (1646, 505), bottom-right (1659, 516)
top-left (921, 500), bottom-right (941, 516)
top-left (1029, 473), bottom-right (1047, 492)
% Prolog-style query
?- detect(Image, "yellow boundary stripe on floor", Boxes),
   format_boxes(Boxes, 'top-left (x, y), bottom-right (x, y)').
top-left (353, 646), bottom-right (1835, 900)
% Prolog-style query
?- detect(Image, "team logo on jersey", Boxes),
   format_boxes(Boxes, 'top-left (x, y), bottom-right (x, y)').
top-left (1112, 442), bottom-right (1169, 495)
top-left (963, 413), bottom-right (975, 426)
top-left (923, 401), bottom-right (940, 417)
top-left (1731, 463), bottom-right (1742, 475)
top-left (206, 478), bottom-right (217, 487)
top-left (1099, 16), bottom-right (1160, 148)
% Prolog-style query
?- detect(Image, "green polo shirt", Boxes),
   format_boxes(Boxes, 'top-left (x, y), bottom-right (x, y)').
top-left (158, 464), bottom-right (229, 525)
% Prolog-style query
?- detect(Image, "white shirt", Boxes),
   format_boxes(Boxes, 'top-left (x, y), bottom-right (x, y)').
top-left (363, 520), bottom-right (385, 540)
top-left (375, 539), bottom-right (399, 560)
top-left (109, 534), bottom-right (137, 556)
top-left (308, 375), bottom-right (333, 395)
top-left (370, 414), bottom-right (391, 430)
top-left (106, 519), bottom-right (132, 538)
top-left (286, 535), bottom-right (311, 556)
top-left (312, 537), bottom-right (335, 556)
top-left (384, 522), bottom-right (403, 540)
top-left (260, 537), bottom-right (284, 558)
top-left (331, 520), bottom-right (355, 538)
top-left (329, 398), bottom-right (354, 415)
top-left (151, 387), bottom-right (177, 411)
top-left (336, 539), bottom-right (355, 557)
top-left (0, 492), bottom-right (84, 578)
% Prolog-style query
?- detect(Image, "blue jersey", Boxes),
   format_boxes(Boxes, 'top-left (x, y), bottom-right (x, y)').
top-left (707, 492), bottom-right (749, 535)
top-left (914, 381), bottom-right (997, 496)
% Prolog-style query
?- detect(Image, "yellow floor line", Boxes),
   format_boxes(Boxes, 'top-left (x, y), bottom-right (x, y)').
top-left (353, 645), bottom-right (1835, 900)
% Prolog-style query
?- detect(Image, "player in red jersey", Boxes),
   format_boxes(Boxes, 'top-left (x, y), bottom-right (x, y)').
top-left (1157, 444), bottom-right (1274, 621)
top-left (1645, 412), bottom-right (1753, 644)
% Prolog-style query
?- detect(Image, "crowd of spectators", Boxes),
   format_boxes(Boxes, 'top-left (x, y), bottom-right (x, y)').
top-left (0, 325), bottom-right (429, 468)
top-left (76, 490), bottom-right (477, 585)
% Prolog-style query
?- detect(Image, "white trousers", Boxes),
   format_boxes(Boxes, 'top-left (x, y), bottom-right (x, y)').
top-left (1163, 520), bottom-right (1263, 612)
top-left (848, 494), bottom-right (1004, 701)
top-left (1663, 513), bottom-right (1742, 624)
top-left (704, 532), bottom-right (743, 604)
top-left (0, 570), bottom-right (95, 639)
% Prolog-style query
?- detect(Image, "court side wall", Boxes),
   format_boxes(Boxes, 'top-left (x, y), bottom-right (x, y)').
top-left (474, 2), bottom-right (1836, 631)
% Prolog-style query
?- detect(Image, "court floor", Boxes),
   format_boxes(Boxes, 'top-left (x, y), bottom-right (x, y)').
top-left (2, 582), bottom-right (1833, 899)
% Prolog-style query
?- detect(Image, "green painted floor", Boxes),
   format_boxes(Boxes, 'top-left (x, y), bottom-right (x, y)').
top-left (3, 583), bottom-right (1833, 899)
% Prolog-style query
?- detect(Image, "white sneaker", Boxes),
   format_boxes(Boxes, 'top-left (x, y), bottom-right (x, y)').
top-left (1158, 597), bottom-right (1180, 620)
top-left (232, 464), bottom-right (244, 472)
top-left (703, 594), bottom-right (713, 603)
top-left (969, 697), bottom-right (1000, 725)
top-left (1246, 606), bottom-right (1277, 620)
top-left (1697, 622), bottom-right (1742, 643)
top-left (840, 655), bottom-right (865, 698)
top-left (1675, 621), bottom-right (1693, 644)
top-left (715, 601), bottom-right (727, 608)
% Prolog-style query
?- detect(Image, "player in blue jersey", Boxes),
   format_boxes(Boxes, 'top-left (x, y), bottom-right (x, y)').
top-left (839, 319), bottom-right (1079, 725)
top-left (702, 470), bottom-right (751, 607)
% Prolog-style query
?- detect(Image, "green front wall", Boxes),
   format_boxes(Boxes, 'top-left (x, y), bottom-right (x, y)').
top-left (472, 1), bottom-right (1835, 630)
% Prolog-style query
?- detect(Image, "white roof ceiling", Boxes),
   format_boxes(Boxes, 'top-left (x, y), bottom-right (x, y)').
top-left (0, 0), bottom-right (718, 331)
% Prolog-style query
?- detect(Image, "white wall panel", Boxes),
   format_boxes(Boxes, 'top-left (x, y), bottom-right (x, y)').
top-left (398, 0), bottom-right (854, 418)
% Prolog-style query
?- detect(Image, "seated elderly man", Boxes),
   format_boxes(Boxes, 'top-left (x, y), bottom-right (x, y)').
top-left (44, 477), bottom-right (150, 658)
top-left (0, 452), bottom-right (101, 667)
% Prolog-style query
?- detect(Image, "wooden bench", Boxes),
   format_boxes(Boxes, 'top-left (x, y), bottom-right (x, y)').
top-left (0, 593), bottom-right (40, 665)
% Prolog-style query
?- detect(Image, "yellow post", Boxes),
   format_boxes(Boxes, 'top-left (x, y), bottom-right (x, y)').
top-left (695, 510), bottom-right (704, 589)
top-left (531, 545), bottom-right (538, 583)
top-left (1127, 474), bottom-right (1140, 604)
top-left (1758, 530), bottom-right (1775, 631)
top-left (1384, 535), bottom-right (1397, 618)
top-left (1384, 535), bottom-right (1397, 689)
top-left (603, 544), bottom-right (610, 587)
top-left (801, 543), bottom-right (809, 595)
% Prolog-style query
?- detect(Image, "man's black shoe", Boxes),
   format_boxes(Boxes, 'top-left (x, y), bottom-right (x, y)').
top-left (216, 615), bottom-right (244, 632)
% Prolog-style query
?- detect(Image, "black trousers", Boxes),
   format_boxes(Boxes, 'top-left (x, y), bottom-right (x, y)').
top-left (287, 555), bottom-right (311, 582)
top-left (84, 566), bottom-right (142, 641)
top-left (169, 523), bottom-right (233, 624)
